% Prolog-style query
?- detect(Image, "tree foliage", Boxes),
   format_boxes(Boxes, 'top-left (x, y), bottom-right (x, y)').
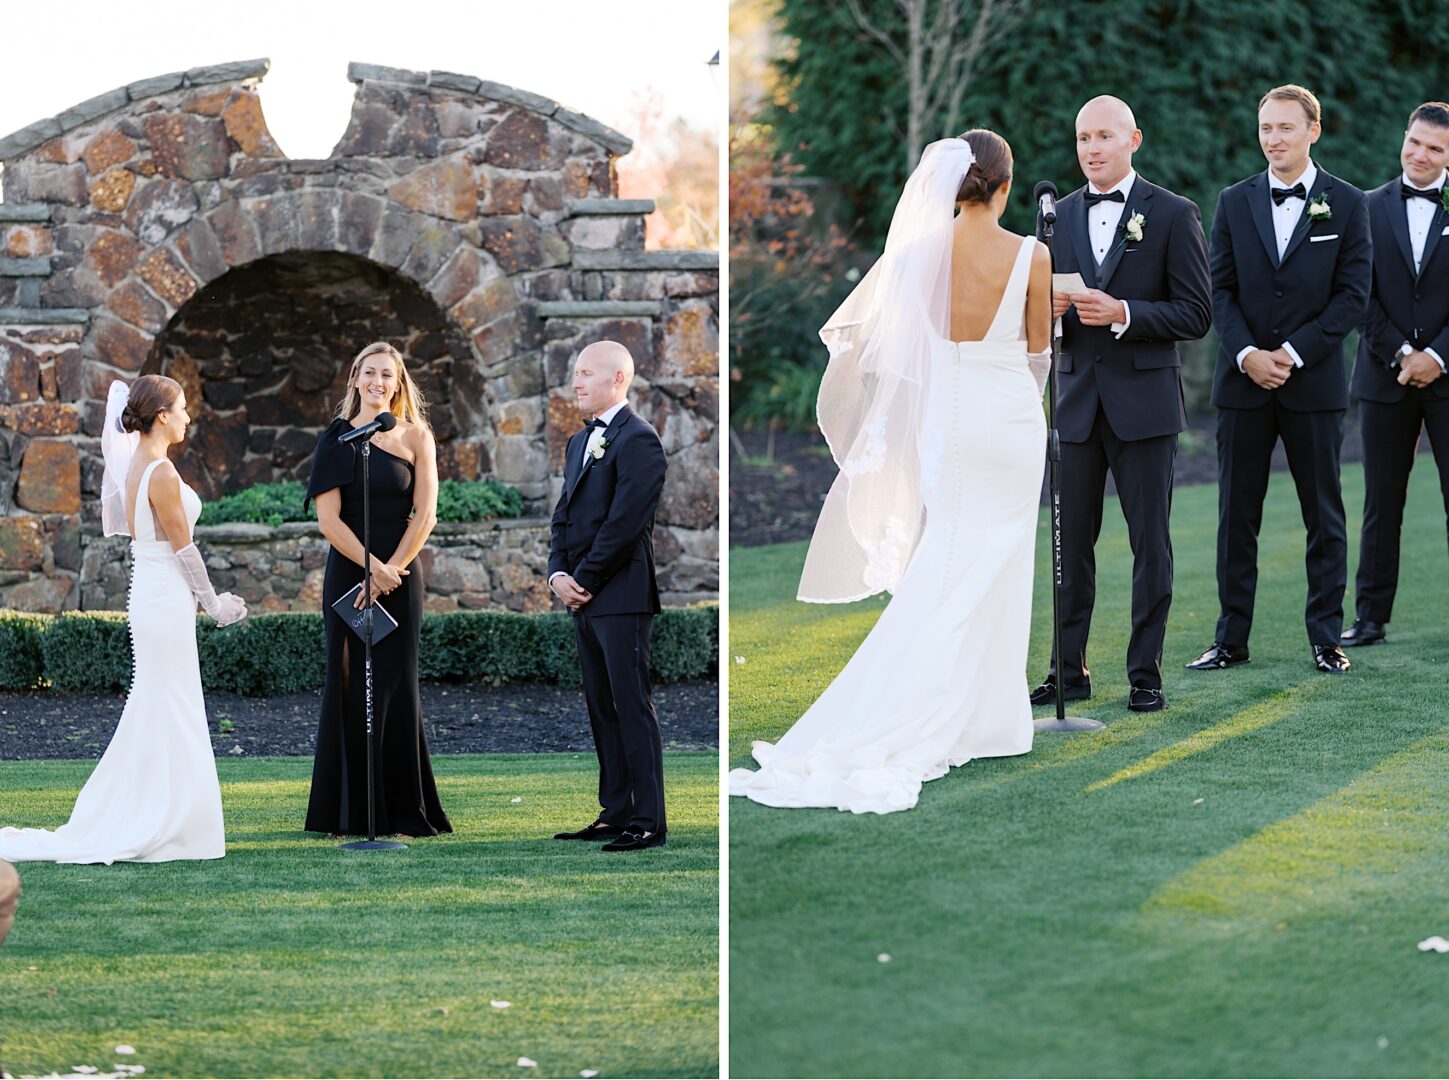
top-left (771, 0), bottom-right (1449, 246)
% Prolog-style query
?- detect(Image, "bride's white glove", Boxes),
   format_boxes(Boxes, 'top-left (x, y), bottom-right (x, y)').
top-left (173, 543), bottom-right (247, 626)
top-left (1027, 349), bottom-right (1052, 398)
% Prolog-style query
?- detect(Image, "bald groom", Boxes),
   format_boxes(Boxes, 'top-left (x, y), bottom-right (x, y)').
top-left (548, 341), bottom-right (669, 851)
top-left (1031, 95), bottom-right (1212, 712)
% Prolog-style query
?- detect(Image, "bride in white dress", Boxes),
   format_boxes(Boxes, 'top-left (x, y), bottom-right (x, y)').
top-left (729, 131), bottom-right (1052, 814)
top-left (0, 376), bottom-right (247, 863)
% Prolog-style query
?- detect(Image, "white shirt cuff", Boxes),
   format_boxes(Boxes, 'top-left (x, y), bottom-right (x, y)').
top-left (1235, 345), bottom-right (1254, 373)
top-left (1427, 348), bottom-right (1446, 373)
top-left (548, 571), bottom-right (566, 586)
top-left (1281, 342), bottom-right (1304, 368)
top-left (1110, 301), bottom-right (1130, 339)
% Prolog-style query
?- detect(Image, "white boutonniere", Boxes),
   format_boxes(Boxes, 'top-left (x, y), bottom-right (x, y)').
top-left (1125, 212), bottom-right (1146, 242)
top-left (589, 437), bottom-right (609, 461)
top-left (1307, 194), bottom-right (1332, 221)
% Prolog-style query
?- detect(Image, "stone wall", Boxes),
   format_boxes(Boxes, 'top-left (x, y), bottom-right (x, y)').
top-left (0, 60), bottom-right (718, 612)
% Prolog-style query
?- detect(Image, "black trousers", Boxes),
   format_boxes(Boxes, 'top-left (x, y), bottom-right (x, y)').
top-left (1215, 400), bottom-right (1347, 647)
top-left (1054, 409), bottom-right (1177, 690)
top-left (1353, 393), bottom-right (1449, 624)
top-left (573, 612), bottom-right (665, 833)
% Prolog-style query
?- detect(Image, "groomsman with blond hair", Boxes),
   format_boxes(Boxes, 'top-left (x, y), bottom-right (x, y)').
top-left (1188, 84), bottom-right (1372, 676)
top-left (1342, 102), bottom-right (1449, 648)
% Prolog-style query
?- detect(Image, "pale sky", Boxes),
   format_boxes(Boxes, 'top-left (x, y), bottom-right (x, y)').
top-left (1, 0), bottom-right (722, 161)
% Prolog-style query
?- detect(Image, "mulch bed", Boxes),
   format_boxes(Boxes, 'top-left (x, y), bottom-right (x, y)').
top-left (730, 416), bottom-right (1369, 548)
top-left (0, 680), bottom-right (718, 761)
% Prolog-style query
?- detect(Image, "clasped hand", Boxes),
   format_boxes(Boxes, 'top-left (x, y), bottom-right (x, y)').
top-left (354, 562), bottom-right (409, 608)
top-left (1397, 350), bottom-right (1444, 389)
top-left (1242, 348), bottom-right (1295, 390)
top-left (1053, 289), bottom-right (1127, 327)
top-left (551, 573), bottom-right (593, 612)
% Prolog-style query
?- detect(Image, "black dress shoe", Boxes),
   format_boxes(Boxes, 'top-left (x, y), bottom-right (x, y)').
top-left (1185, 642), bottom-right (1250, 671)
top-left (1029, 680), bottom-right (1092, 706)
top-left (1313, 644), bottom-right (1351, 674)
top-left (553, 821), bottom-right (626, 841)
top-left (1340, 619), bottom-right (1386, 647)
top-left (601, 828), bottom-right (667, 852)
top-left (1128, 685), bottom-right (1167, 713)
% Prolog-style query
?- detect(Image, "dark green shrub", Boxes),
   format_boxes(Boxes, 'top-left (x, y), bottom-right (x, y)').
top-left (0, 610), bottom-right (47, 690)
top-left (42, 611), bottom-right (132, 693)
top-left (23, 605), bottom-right (717, 696)
top-left (204, 479), bottom-right (526, 527)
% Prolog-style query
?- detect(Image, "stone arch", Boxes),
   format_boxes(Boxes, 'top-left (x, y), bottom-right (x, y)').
top-left (0, 59), bottom-right (719, 612)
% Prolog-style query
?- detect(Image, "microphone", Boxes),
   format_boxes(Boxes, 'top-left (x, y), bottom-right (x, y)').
top-left (1035, 180), bottom-right (1058, 225)
top-left (339, 411), bottom-right (398, 445)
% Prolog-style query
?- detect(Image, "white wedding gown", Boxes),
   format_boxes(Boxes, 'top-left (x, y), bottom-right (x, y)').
top-left (730, 236), bottom-right (1045, 814)
top-left (0, 459), bottom-right (225, 863)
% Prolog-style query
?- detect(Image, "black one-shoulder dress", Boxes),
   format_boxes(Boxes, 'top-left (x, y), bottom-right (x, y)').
top-left (302, 417), bottom-right (452, 837)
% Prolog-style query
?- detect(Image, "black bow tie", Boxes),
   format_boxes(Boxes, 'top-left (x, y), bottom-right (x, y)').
top-left (583, 417), bottom-right (608, 431)
top-left (1084, 190), bottom-right (1125, 205)
top-left (1272, 182), bottom-right (1307, 206)
top-left (1401, 183), bottom-right (1443, 203)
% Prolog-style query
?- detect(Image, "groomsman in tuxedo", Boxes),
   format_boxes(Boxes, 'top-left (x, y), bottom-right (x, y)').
top-left (1030, 95), bottom-right (1211, 713)
top-left (1187, 85), bottom-right (1372, 675)
top-left (548, 341), bottom-right (669, 852)
top-left (1342, 102), bottom-right (1449, 648)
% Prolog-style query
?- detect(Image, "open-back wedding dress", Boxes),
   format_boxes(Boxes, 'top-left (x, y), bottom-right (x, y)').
top-left (729, 139), bottom-right (1048, 814)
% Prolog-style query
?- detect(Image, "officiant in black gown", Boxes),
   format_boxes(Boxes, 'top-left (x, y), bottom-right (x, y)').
top-left (303, 342), bottom-right (452, 838)
top-left (1187, 85), bottom-right (1372, 676)
top-left (1342, 102), bottom-right (1449, 648)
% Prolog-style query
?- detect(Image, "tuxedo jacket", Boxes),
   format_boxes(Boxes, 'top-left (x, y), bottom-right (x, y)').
top-left (1210, 166), bottom-right (1372, 412)
top-left (1054, 175), bottom-right (1212, 442)
top-left (1353, 174), bottom-right (1449, 404)
top-left (549, 404), bottom-right (667, 616)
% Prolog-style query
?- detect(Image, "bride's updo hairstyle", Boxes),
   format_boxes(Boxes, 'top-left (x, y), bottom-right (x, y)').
top-left (954, 129), bottom-right (1013, 205)
top-left (119, 374), bottom-right (182, 434)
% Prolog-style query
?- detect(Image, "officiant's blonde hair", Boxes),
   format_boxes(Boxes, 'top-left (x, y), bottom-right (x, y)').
top-left (336, 341), bottom-right (433, 434)
top-left (954, 129), bottom-right (1012, 205)
top-left (1260, 84), bottom-right (1321, 126)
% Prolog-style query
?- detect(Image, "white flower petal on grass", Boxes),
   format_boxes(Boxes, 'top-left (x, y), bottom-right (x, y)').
top-left (510, 798), bottom-right (522, 804)
top-left (70, 1068), bottom-right (97, 1075)
top-left (517, 1057), bottom-right (538, 1068)
top-left (877, 953), bottom-right (891, 963)
top-left (1192, 798), bottom-right (1204, 805)
top-left (1417, 936), bottom-right (1449, 952)
top-left (1377, 1036), bottom-right (1390, 1049)
top-left (581, 1071), bottom-right (600, 1078)
top-left (113, 1048), bottom-right (135, 1057)
top-left (734, 656), bottom-right (746, 665)
top-left (491, 1000), bottom-right (512, 1009)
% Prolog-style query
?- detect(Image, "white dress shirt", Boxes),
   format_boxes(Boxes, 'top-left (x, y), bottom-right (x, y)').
top-left (549, 399), bottom-right (628, 588)
top-left (1236, 160), bottom-right (1318, 372)
top-left (1086, 169), bottom-right (1135, 338)
top-left (1400, 171), bottom-right (1447, 371)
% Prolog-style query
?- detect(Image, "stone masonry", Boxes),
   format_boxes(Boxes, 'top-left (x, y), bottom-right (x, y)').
top-left (0, 60), bottom-right (719, 612)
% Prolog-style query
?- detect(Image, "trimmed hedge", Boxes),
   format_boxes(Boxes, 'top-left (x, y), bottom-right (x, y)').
top-left (0, 605), bottom-right (718, 696)
top-left (204, 479), bottom-right (525, 527)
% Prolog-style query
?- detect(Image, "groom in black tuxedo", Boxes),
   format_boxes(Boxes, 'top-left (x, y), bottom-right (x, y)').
top-left (1342, 102), bottom-right (1449, 648)
top-left (548, 340), bottom-right (669, 852)
top-left (1187, 84), bottom-right (1372, 675)
top-left (1031, 95), bottom-right (1211, 713)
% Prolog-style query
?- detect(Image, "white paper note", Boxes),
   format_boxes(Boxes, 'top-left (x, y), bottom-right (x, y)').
top-left (1052, 272), bottom-right (1088, 295)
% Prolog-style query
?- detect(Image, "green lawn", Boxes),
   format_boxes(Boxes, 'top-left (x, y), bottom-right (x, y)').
top-left (0, 753), bottom-right (718, 1079)
top-left (729, 461), bottom-right (1449, 1078)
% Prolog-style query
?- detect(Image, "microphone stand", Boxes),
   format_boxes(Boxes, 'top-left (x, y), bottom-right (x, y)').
top-left (341, 431), bottom-right (408, 851)
top-left (1035, 207), bottom-right (1103, 735)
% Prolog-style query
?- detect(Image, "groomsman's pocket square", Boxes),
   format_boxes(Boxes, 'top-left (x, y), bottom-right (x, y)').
top-left (1309, 234), bottom-right (1338, 242)
top-left (1442, 225), bottom-right (1449, 235)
